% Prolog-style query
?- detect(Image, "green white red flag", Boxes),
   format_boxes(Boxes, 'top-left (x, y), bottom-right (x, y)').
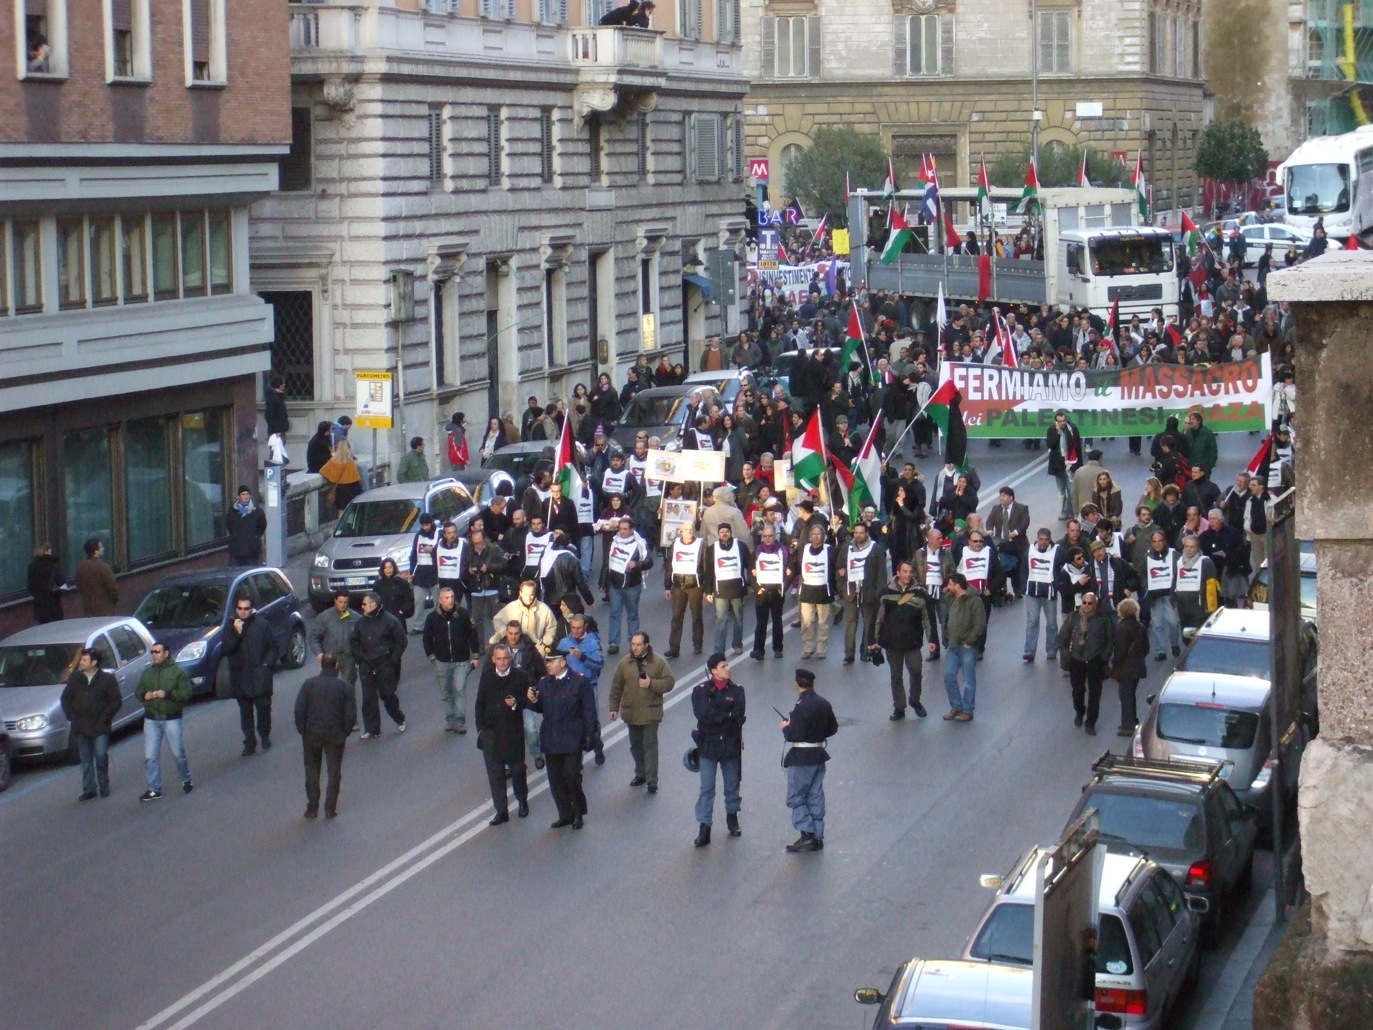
top-left (1016, 158), bottom-right (1040, 214)
top-left (1132, 151), bottom-right (1148, 220)
top-left (554, 408), bottom-right (585, 506)
top-left (790, 409), bottom-right (829, 490)
top-left (881, 207), bottom-right (914, 265)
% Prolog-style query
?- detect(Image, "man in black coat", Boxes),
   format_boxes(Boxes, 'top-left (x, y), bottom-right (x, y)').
top-left (294, 654), bottom-right (357, 819)
top-left (1057, 592), bottom-right (1114, 735)
top-left (475, 644), bottom-right (530, 825)
top-left (226, 486), bottom-right (268, 567)
top-left (525, 648), bottom-right (597, 829)
top-left (690, 653), bottom-right (746, 846)
top-left (351, 591), bottom-right (408, 739)
top-left (1045, 410), bottom-right (1083, 521)
top-left (60, 648), bottom-right (122, 800)
top-left (781, 667), bottom-right (839, 853)
top-left (223, 595), bottom-right (282, 756)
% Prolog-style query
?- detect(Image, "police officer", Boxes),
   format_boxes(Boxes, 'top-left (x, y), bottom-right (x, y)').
top-left (780, 668), bottom-right (838, 853)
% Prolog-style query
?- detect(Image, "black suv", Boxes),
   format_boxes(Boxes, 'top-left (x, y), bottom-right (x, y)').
top-left (1065, 752), bottom-right (1258, 944)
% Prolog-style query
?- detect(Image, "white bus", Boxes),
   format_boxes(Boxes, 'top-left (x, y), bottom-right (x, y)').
top-left (1277, 125), bottom-right (1373, 239)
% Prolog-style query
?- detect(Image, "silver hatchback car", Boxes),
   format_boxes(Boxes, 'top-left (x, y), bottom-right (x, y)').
top-left (962, 850), bottom-right (1200, 1029)
top-left (0, 617), bottom-right (156, 764)
top-left (855, 958), bottom-right (1033, 1029)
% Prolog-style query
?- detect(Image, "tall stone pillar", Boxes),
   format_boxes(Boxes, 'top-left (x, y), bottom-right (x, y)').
top-left (1255, 250), bottom-right (1373, 1028)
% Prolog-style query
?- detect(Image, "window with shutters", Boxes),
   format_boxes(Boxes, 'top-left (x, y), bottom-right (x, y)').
top-left (761, 16), bottom-right (820, 79)
top-left (584, 0), bottom-right (614, 25)
top-left (680, 0), bottom-right (702, 40)
top-left (428, 108), bottom-right (445, 186)
top-left (716, 0), bottom-right (740, 44)
top-left (487, 108), bottom-right (504, 187)
top-left (636, 114), bottom-right (650, 181)
top-left (280, 107), bottom-right (313, 192)
top-left (731, 116), bottom-right (744, 183)
top-left (1037, 10), bottom-right (1070, 74)
top-left (537, 0), bottom-right (568, 25)
top-left (895, 14), bottom-right (953, 76)
top-left (184, 0), bottom-right (226, 85)
top-left (105, 0), bottom-right (150, 81)
top-left (481, 0), bottom-right (516, 19)
top-left (1148, 10), bottom-right (1164, 75)
top-left (690, 114), bottom-right (722, 182)
top-left (540, 109), bottom-right (555, 184)
top-left (1190, 19), bottom-right (1200, 79)
top-left (20, 0), bottom-right (69, 78)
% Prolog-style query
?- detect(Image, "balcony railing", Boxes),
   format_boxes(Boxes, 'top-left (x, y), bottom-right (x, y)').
top-left (568, 26), bottom-right (661, 67)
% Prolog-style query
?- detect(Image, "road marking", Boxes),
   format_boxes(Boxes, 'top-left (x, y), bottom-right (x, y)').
top-left (136, 626), bottom-right (792, 1030)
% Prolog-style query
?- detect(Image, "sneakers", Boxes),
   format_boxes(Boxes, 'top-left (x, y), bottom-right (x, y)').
top-left (140, 790), bottom-right (163, 802)
top-left (397, 722), bottom-right (407, 733)
top-left (942, 709), bottom-right (960, 721)
top-left (182, 781), bottom-right (194, 795)
top-left (360, 732), bottom-right (376, 740)
top-left (955, 711), bottom-right (974, 722)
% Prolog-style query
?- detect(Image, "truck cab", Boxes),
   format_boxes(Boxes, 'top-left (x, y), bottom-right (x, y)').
top-left (1057, 226), bottom-right (1178, 320)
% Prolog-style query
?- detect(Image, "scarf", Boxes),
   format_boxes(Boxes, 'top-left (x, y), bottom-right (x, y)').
top-left (234, 499), bottom-right (254, 516)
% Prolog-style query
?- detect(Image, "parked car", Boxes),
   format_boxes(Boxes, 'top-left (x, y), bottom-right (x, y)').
top-left (854, 958), bottom-right (1033, 1030)
top-left (1134, 670), bottom-right (1304, 836)
top-left (963, 849), bottom-right (1200, 1029)
top-left (1249, 546), bottom-right (1317, 623)
top-left (680, 368), bottom-right (758, 406)
top-left (0, 617), bottom-right (156, 764)
top-left (308, 478), bottom-right (477, 612)
top-left (133, 567), bottom-right (307, 698)
top-left (472, 441), bottom-right (555, 503)
top-left (611, 384), bottom-right (720, 453)
top-left (1066, 752), bottom-right (1257, 944)
top-left (1239, 223), bottom-right (1314, 266)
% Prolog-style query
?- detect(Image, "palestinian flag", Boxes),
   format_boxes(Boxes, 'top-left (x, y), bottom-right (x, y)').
top-left (1016, 158), bottom-right (1040, 214)
top-left (777, 240), bottom-right (790, 264)
top-left (1247, 432), bottom-right (1274, 481)
top-left (976, 160), bottom-right (992, 222)
top-left (1181, 211), bottom-right (1202, 257)
top-left (991, 310), bottom-right (1018, 368)
top-left (553, 406), bottom-right (586, 507)
top-left (1165, 323), bottom-right (1184, 353)
top-left (790, 409), bottom-right (829, 490)
top-left (1078, 151), bottom-right (1090, 188)
top-left (839, 303), bottom-right (866, 374)
top-left (1132, 151), bottom-right (1148, 221)
top-left (1103, 297), bottom-right (1120, 361)
top-left (882, 158), bottom-right (897, 200)
top-left (881, 207), bottom-right (914, 265)
top-left (848, 414), bottom-right (883, 526)
top-left (924, 380), bottom-right (967, 470)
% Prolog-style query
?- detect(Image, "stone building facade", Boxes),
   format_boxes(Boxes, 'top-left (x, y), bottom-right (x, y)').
top-left (742, 0), bottom-right (1209, 215)
top-left (0, 0), bottom-right (289, 636)
top-left (252, 0), bottom-right (749, 469)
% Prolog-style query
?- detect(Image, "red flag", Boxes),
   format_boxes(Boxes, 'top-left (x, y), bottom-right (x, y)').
top-left (1165, 323), bottom-right (1183, 352)
top-left (1345, 234), bottom-right (1362, 251)
top-left (1247, 433), bottom-right (1273, 478)
top-left (977, 254), bottom-right (992, 303)
top-left (777, 241), bottom-right (789, 264)
top-left (991, 309), bottom-right (1018, 368)
top-left (944, 212), bottom-right (961, 252)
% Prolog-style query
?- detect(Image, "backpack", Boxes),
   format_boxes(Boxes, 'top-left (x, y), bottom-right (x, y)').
top-left (448, 431), bottom-right (469, 467)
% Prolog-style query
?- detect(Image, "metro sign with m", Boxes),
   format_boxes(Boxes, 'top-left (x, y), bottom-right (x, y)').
top-left (748, 158), bottom-right (769, 181)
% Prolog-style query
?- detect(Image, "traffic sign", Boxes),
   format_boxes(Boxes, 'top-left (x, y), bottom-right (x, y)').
top-left (748, 158), bottom-right (769, 182)
top-left (354, 371), bottom-right (394, 429)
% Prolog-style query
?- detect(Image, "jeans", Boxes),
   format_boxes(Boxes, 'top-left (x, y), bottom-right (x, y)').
top-left (753, 591), bottom-right (785, 655)
top-left (144, 717), bottom-right (192, 793)
top-left (302, 733), bottom-right (345, 815)
top-left (608, 584), bottom-right (642, 648)
top-left (523, 709), bottom-right (543, 758)
top-left (410, 582), bottom-right (434, 623)
top-left (887, 648), bottom-right (925, 709)
top-left (627, 722), bottom-right (660, 783)
top-left (576, 533), bottom-right (595, 579)
top-left (482, 751), bottom-right (528, 817)
top-left (695, 755), bottom-right (741, 825)
top-left (75, 733), bottom-right (110, 796)
top-left (712, 596), bottom-right (744, 653)
top-left (1054, 472), bottom-right (1074, 519)
top-left (237, 695), bottom-right (273, 750)
top-left (434, 660), bottom-right (467, 728)
top-left (799, 602), bottom-right (832, 656)
top-left (469, 593), bottom-right (500, 645)
top-left (786, 764), bottom-right (827, 838)
top-left (1148, 595), bottom-right (1182, 655)
top-left (1023, 595), bottom-right (1059, 658)
top-left (943, 645), bottom-right (978, 713)
top-left (359, 660), bottom-right (405, 734)
top-left (841, 595), bottom-right (878, 658)
top-left (669, 586), bottom-right (704, 653)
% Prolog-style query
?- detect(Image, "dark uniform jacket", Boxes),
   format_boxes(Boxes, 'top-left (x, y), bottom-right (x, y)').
top-left (783, 688), bottom-right (838, 767)
top-left (474, 665), bottom-right (529, 763)
top-left (530, 670), bottom-right (598, 755)
top-left (294, 672), bottom-right (357, 739)
top-left (223, 614), bottom-right (281, 698)
top-left (60, 669), bottom-right (121, 737)
top-left (691, 677), bottom-right (746, 762)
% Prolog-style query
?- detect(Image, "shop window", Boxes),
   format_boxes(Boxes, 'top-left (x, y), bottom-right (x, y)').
top-left (0, 440), bottom-right (38, 597)
top-left (126, 418), bottom-right (173, 562)
top-left (182, 410), bottom-right (227, 547)
top-left (64, 427), bottom-right (115, 572)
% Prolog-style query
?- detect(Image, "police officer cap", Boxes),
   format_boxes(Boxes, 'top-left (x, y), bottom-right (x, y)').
top-left (795, 668), bottom-right (816, 687)
top-left (546, 647), bottom-right (569, 659)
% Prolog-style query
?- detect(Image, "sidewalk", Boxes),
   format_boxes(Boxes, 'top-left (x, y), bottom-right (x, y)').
top-left (1194, 889), bottom-right (1290, 1030)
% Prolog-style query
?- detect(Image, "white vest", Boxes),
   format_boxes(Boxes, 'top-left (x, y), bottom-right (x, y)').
top-left (923, 548), bottom-right (944, 589)
top-left (1146, 550), bottom-right (1176, 593)
top-left (693, 430), bottom-right (714, 450)
top-left (413, 529), bottom-right (439, 567)
top-left (608, 534), bottom-right (646, 577)
top-left (755, 549), bottom-right (786, 586)
top-left (435, 539), bottom-right (465, 580)
top-left (523, 531), bottom-right (551, 571)
top-left (959, 548), bottom-right (991, 585)
top-left (1026, 545), bottom-right (1058, 585)
top-left (602, 468), bottom-right (631, 496)
top-left (538, 545), bottom-right (564, 580)
top-left (1096, 535), bottom-right (1123, 559)
top-left (1176, 557), bottom-right (1204, 594)
top-left (671, 537), bottom-right (704, 578)
top-left (845, 542), bottom-right (874, 595)
top-left (629, 454), bottom-right (661, 497)
top-left (800, 544), bottom-right (831, 588)
top-left (575, 484), bottom-right (595, 525)
top-left (713, 540), bottom-right (744, 583)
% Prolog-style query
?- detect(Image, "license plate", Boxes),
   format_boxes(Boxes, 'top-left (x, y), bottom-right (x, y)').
top-left (344, 577), bottom-right (368, 587)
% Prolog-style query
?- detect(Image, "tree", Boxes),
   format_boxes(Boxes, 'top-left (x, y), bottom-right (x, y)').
top-left (1194, 118), bottom-right (1269, 191)
top-left (782, 127), bottom-right (889, 225)
top-left (988, 144), bottom-right (1130, 189)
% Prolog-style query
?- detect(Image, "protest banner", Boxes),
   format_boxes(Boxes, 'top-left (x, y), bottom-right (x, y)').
top-left (747, 259), bottom-right (849, 308)
top-left (647, 448), bottom-right (727, 484)
top-left (934, 355), bottom-right (1272, 439)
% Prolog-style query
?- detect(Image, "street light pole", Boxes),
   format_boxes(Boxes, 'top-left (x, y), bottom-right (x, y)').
top-left (1030, 0), bottom-right (1040, 173)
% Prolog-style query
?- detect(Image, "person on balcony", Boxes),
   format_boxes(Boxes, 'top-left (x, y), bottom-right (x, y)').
top-left (599, 0), bottom-right (653, 26)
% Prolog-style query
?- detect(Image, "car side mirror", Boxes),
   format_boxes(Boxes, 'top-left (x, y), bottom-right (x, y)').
top-left (854, 988), bottom-right (883, 1006)
top-left (1145, 694), bottom-right (1156, 706)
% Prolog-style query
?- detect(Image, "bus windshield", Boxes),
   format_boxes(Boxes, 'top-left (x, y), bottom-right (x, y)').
top-left (1287, 163), bottom-right (1350, 215)
top-left (1089, 236), bottom-right (1173, 277)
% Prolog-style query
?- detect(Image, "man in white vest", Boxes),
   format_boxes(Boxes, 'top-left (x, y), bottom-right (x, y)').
top-left (604, 516), bottom-right (653, 656)
top-left (1021, 528), bottom-right (1059, 663)
top-left (838, 521), bottom-right (886, 664)
top-left (434, 521), bottom-right (471, 608)
top-left (702, 523), bottom-right (751, 657)
top-left (796, 522), bottom-right (839, 660)
top-left (663, 521), bottom-right (706, 658)
top-left (520, 514), bottom-right (553, 584)
top-left (1142, 529), bottom-right (1183, 660)
top-left (913, 527), bottom-right (954, 659)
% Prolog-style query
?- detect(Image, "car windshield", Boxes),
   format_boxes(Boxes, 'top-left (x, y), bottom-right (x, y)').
top-left (485, 450), bottom-right (549, 476)
top-left (333, 499), bottom-right (421, 537)
top-left (134, 583), bottom-right (229, 629)
top-left (1178, 636), bottom-right (1270, 679)
top-left (970, 904), bottom-right (1132, 975)
top-left (1286, 163), bottom-right (1350, 215)
top-left (1086, 790), bottom-right (1205, 853)
top-left (0, 643), bottom-right (82, 688)
top-left (1089, 236), bottom-right (1174, 276)
top-left (622, 395), bottom-right (686, 428)
top-left (1157, 704), bottom-right (1260, 749)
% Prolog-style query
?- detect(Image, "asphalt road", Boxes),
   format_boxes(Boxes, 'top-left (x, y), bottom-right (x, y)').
top-left (0, 432), bottom-right (1273, 1030)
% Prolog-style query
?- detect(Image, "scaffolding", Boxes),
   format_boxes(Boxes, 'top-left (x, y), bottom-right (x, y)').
top-left (1305, 0), bottom-right (1373, 134)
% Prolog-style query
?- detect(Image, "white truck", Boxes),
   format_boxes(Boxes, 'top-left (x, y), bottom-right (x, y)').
top-left (849, 186), bottom-right (1179, 319)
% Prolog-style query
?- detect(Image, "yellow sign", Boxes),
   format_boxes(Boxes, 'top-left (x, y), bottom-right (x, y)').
top-left (354, 370), bottom-right (394, 429)
top-left (831, 228), bottom-right (850, 255)
top-left (641, 312), bottom-right (657, 352)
